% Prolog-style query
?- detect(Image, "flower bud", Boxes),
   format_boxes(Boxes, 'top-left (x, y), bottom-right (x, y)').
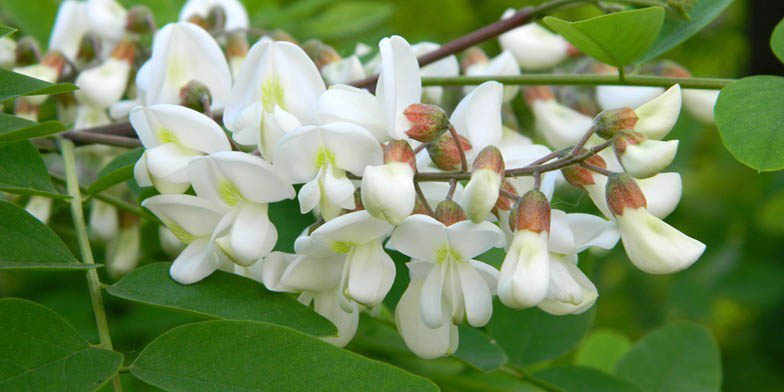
top-left (510, 189), bottom-right (550, 234)
top-left (76, 33), bottom-right (101, 67)
top-left (89, 199), bottom-right (118, 242)
top-left (187, 15), bottom-right (209, 29)
top-left (0, 37), bottom-right (16, 68)
top-left (206, 6), bottom-right (227, 32)
top-left (15, 52), bottom-right (66, 103)
top-left (434, 199), bottom-right (466, 226)
top-left (561, 152), bottom-right (608, 190)
top-left (593, 108), bottom-right (638, 139)
top-left (226, 32), bottom-right (248, 77)
top-left (633, 84), bottom-right (682, 140)
top-left (384, 140), bottom-right (417, 170)
top-left (14, 99), bottom-right (40, 121)
top-left (493, 180), bottom-right (517, 213)
top-left (614, 131), bottom-right (678, 178)
top-left (361, 162), bottom-right (415, 225)
top-left (14, 36), bottom-right (41, 66)
top-left (179, 80), bottom-right (213, 114)
top-left (463, 146), bottom-right (504, 223)
top-left (302, 39), bottom-right (341, 70)
top-left (523, 85), bottom-right (554, 106)
top-left (460, 46), bottom-right (488, 73)
top-left (270, 29), bottom-right (297, 44)
top-left (126, 5), bottom-right (156, 34)
top-left (427, 131), bottom-right (472, 171)
top-left (605, 173), bottom-right (647, 216)
top-left (403, 103), bottom-right (450, 143)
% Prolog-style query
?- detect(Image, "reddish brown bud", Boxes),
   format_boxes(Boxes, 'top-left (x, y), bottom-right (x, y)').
top-left (41, 51), bottom-right (67, 78)
top-left (472, 145), bottom-right (505, 176)
top-left (461, 46), bottom-right (488, 72)
top-left (383, 140), bottom-right (416, 171)
top-left (404, 103), bottom-right (450, 143)
top-left (350, 190), bottom-right (365, 212)
top-left (14, 99), bottom-right (40, 121)
top-left (119, 212), bottom-right (140, 229)
top-left (434, 199), bottom-right (466, 226)
top-left (412, 198), bottom-right (432, 216)
top-left (606, 173), bottom-right (647, 216)
top-left (206, 6), bottom-right (227, 32)
top-left (15, 36), bottom-right (41, 66)
top-left (561, 151), bottom-right (607, 190)
top-left (111, 40), bottom-right (136, 64)
top-left (613, 130), bottom-right (647, 155)
top-left (523, 86), bottom-right (554, 106)
top-left (593, 108), bottom-right (638, 139)
top-left (566, 43), bottom-right (581, 57)
top-left (301, 39), bottom-right (340, 69)
top-left (510, 190), bottom-right (550, 233)
top-left (187, 15), bottom-right (209, 29)
top-left (427, 131), bottom-right (472, 171)
top-left (226, 32), bottom-right (248, 59)
top-left (494, 180), bottom-right (517, 212)
top-left (270, 29), bottom-right (297, 44)
top-left (179, 80), bottom-right (212, 114)
top-left (659, 60), bottom-right (691, 78)
top-left (126, 5), bottom-right (156, 34)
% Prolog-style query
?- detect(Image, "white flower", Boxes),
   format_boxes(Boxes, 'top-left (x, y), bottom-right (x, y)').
top-left (13, 64), bottom-right (60, 106)
top-left (462, 146), bottom-right (504, 223)
top-left (322, 55), bottom-right (366, 85)
top-left (223, 39), bottom-right (325, 159)
top-left (597, 85), bottom-right (664, 111)
top-left (0, 37), bottom-right (16, 68)
top-left (138, 22), bottom-right (232, 109)
top-left (25, 196), bottom-right (53, 224)
top-left (89, 199), bottom-right (118, 242)
top-left (362, 163), bottom-right (415, 225)
top-left (142, 194), bottom-right (231, 284)
top-left (87, 0), bottom-right (127, 44)
top-left (275, 123), bottom-right (382, 220)
top-left (188, 151), bottom-right (295, 266)
top-left (498, 10), bottom-right (573, 71)
top-left (500, 143), bottom-right (559, 200)
top-left (615, 132), bottom-right (679, 178)
top-left (632, 84), bottom-right (682, 140)
top-left (683, 89), bottom-right (719, 125)
top-left (48, 0), bottom-right (89, 61)
top-left (526, 86), bottom-right (593, 149)
top-left (387, 214), bottom-right (504, 358)
top-left (75, 57), bottom-right (132, 108)
top-left (131, 104), bottom-right (232, 194)
top-left (74, 105), bottom-right (111, 129)
top-left (450, 81), bottom-right (504, 157)
top-left (412, 42), bottom-right (459, 105)
top-left (106, 220), bottom-right (140, 278)
top-left (179, 0), bottom-right (250, 31)
top-left (464, 50), bottom-right (520, 102)
top-left (159, 226), bottom-right (186, 256)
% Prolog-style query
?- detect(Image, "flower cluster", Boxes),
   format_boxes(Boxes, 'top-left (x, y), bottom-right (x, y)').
top-left (4, 0), bottom-right (713, 359)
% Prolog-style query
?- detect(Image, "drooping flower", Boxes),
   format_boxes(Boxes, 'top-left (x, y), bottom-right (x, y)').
top-left (75, 40), bottom-right (135, 109)
top-left (105, 213), bottom-right (140, 278)
top-left (614, 131), bottom-right (678, 178)
top-left (179, 0), bottom-right (250, 31)
top-left (86, 0), bottom-right (128, 47)
top-left (462, 146), bottom-right (505, 223)
top-left (131, 104), bottom-right (232, 194)
top-left (274, 123), bottom-right (382, 220)
top-left (361, 140), bottom-right (417, 225)
top-left (89, 199), bottom-right (118, 242)
top-left (48, 0), bottom-right (90, 61)
top-left (498, 9), bottom-right (575, 71)
top-left (525, 86), bottom-right (593, 149)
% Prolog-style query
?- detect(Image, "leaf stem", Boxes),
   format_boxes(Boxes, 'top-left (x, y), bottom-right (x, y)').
top-left (49, 172), bottom-right (150, 220)
top-left (60, 138), bottom-right (123, 392)
top-left (421, 74), bottom-right (732, 90)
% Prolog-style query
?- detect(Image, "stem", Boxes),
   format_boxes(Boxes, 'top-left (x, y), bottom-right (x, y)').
top-left (500, 365), bottom-right (564, 392)
top-left (49, 172), bottom-right (151, 220)
top-left (413, 180), bottom-right (435, 216)
top-left (533, 171), bottom-right (542, 190)
top-left (448, 125), bottom-right (468, 172)
top-left (499, 188), bottom-right (521, 201)
top-left (63, 131), bottom-right (142, 148)
top-left (581, 161), bottom-right (614, 176)
top-left (60, 138), bottom-right (123, 392)
top-left (421, 74), bottom-right (732, 90)
top-left (571, 125), bottom-right (597, 155)
top-left (446, 178), bottom-right (458, 200)
top-left (618, 66), bottom-right (626, 82)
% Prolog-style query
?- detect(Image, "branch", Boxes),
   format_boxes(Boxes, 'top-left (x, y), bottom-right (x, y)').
top-left (63, 131), bottom-right (142, 148)
top-left (421, 74), bottom-right (733, 90)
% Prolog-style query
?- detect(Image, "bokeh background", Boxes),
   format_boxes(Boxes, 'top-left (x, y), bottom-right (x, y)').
top-left (1, 0), bottom-right (782, 391)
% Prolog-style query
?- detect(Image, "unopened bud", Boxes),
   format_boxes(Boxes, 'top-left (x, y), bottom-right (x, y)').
top-left (606, 173), bottom-right (647, 216)
top-left (110, 39), bottom-right (135, 64)
top-left (187, 15), bottom-right (209, 29)
top-left (434, 199), bottom-right (466, 226)
top-left (14, 99), bottom-right (39, 121)
top-left (494, 180), bottom-right (517, 212)
top-left (464, 146), bottom-right (505, 223)
top-left (523, 86), bottom-right (554, 106)
top-left (472, 145), bottom-right (505, 175)
top-left (561, 151), bottom-right (607, 190)
top-left (76, 33), bottom-right (102, 66)
top-left (510, 189), bottom-right (550, 233)
top-left (302, 39), bottom-right (341, 69)
top-left (14, 36), bottom-right (40, 66)
top-left (383, 140), bottom-right (416, 171)
top-left (179, 80), bottom-right (212, 114)
top-left (614, 130), bottom-right (678, 178)
top-left (41, 51), bottom-right (68, 78)
top-left (404, 103), bottom-right (450, 143)
top-left (461, 46), bottom-right (488, 72)
top-left (206, 6), bottom-right (227, 32)
top-left (427, 131), bottom-right (472, 171)
top-left (270, 29), bottom-right (297, 44)
top-left (613, 130), bottom-right (647, 155)
top-left (226, 32), bottom-right (249, 59)
top-left (412, 198), bottom-right (432, 216)
top-left (593, 107), bottom-right (638, 139)
top-left (126, 6), bottom-right (156, 34)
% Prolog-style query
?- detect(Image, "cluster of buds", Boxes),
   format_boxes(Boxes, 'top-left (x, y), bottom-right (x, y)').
top-left (11, 0), bottom-right (707, 361)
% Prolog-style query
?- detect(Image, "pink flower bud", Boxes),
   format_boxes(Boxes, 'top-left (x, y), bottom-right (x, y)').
top-left (41, 51), bottom-right (68, 79)
top-left (427, 131), bottom-right (472, 171)
top-left (612, 130), bottom-right (647, 155)
top-left (403, 103), bottom-right (450, 143)
top-left (110, 39), bottom-right (136, 64)
top-left (494, 180), bottom-right (517, 212)
top-left (561, 152), bottom-right (608, 190)
top-left (472, 145), bottom-right (505, 176)
top-left (606, 173), bottom-right (647, 216)
top-left (461, 46), bottom-right (488, 72)
top-left (226, 32), bottom-right (249, 59)
top-left (593, 107), bottom-right (639, 139)
top-left (510, 189), bottom-right (550, 234)
top-left (435, 199), bottom-right (467, 226)
top-left (383, 140), bottom-right (417, 171)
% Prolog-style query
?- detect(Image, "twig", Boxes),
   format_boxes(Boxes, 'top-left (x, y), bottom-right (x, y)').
top-left (446, 178), bottom-right (458, 200)
top-left (580, 161), bottom-right (614, 176)
top-left (499, 188), bottom-right (521, 201)
top-left (421, 74), bottom-right (732, 90)
top-left (413, 180), bottom-right (435, 216)
top-left (63, 131), bottom-right (142, 148)
top-left (448, 125), bottom-right (468, 172)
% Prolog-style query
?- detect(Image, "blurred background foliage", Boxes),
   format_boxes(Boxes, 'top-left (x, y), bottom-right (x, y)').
top-left (0, 0), bottom-right (782, 391)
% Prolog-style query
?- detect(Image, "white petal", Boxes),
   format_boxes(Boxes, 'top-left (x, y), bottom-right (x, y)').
top-left (143, 104), bottom-right (231, 152)
top-left (347, 240), bottom-right (396, 306)
top-left (447, 220), bottom-right (506, 260)
top-left (387, 214), bottom-right (448, 261)
top-left (412, 42), bottom-right (458, 104)
top-left (141, 194), bottom-right (226, 242)
top-left (321, 122), bottom-right (384, 175)
top-left (361, 163), bottom-right (416, 225)
top-left (48, 1), bottom-right (89, 61)
top-left (498, 230), bottom-right (550, 308)
top-left (618, 139), bottom-right (678, 179)
top-left (279, 254), bottom-right (345, 292)
top-left (317, 84), bottom-right (388, 142)
top-left (469, 260), bottom-right (500, 293)
top-left (548, 209), bottom-right (576, 254)
top-left (223, 203), bottom-right (275, 266)
top-left (179, 0), bottom-right (249, 30)
top-left (260, 251), bottom-right (298, 291)
top-left (75, 59), bottom-right (131, 108)
top-left (170, 239), bottom-right (219, 284)
top-left (638, 172), bottom-right (682, 219)
top-left (420, 263), bottom-right (447, 328)
top-left (321, 56), bottom-right (367, 85)
top-left (87, 0), bottom-right (127, 42)
top-left (634, 84), bottom-right (682, 140)
top-left (89, 200), bottom-right (118, 242)
top-left (596, 85), bottom-right (664, 111)
top-left (313, 286), bottom-right (360, 347)
top-left (464, 51), bottom-right (520, 102)
top-left (309, 210), bottom-right (393, 248)
top-left (566, 213), bottom-right (620, 252)
top-left (683, 89), bottom-right (718, 125)
top-left (498, 13), bottom-right (570, 71)
top-left (25, 196), bottom-right (53, 224)
top-left (532, 99), bottom-right (593, 149)
top-left (457, 261), bottom-right (493, 327)
top-left (463, 169), bottom-right (502, 223)
top-left (144, 144), bottom-right (196, 185)
top-left (322, 165), bottom-right (356, 210)
top-left (450, 81), bottom-right (503, 153)
top-left (298, 178), bottom-right (321, 214)
top-left (377, 35), bottom-right (422, 139)
top-left (539, 254), bottom-right (598, 315)
top-left (133, 155), bottom-right (153, 187)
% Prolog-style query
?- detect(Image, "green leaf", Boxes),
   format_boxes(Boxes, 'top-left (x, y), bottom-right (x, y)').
top-left (130, 320), bottom-right (439, 392)
top-left (299, 1), bottom-right (393, 40)
top-left (758, 191), bottom-right (784, 235)
top-left (485, 300), bottom-right (595, 365)
top-left (574, 329), bottom-right (632, 373)
top-left (0, 200), bottom-right (96, 270)
top-left (106, 262), bottom-right (337, 336)
top-left (0, 113), bottom-right (65, 143)
top-left (543, 7), bottom-right (665, 67)
top-left (771, 17), bottom-right (784, 64)
top-left (641, 0), bottom-right (734, 62)
top-left (0, 298), bottom-right (123, 390)
top-left (535, 366), bottom-right (642, 392)
top-left (454, 325), bottom-right (508, 372)
top-left (0, 26), bottom-right (16, 37)
top-left (0, 68), bottom-right (77, 102)
top-left (87, 148), bottom-right (143, 195)
top-left (0, 140), bottom-right (65, 198)
top-left (615, 322), bottom-right (722, 392)
top-left (715, 75), bottom-right (784, 171)
top-left (0, 0), bottom-right (59, 45)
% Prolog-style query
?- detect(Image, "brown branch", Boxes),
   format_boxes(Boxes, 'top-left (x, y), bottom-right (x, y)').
top-left (63, 131), bottom-right (142, 148)
top-left (413, 180), bottom-right (435, 216)
top-left (499, 188), bottom-right (521, 201)
top-left (448, 125), bottom-right (468, 173)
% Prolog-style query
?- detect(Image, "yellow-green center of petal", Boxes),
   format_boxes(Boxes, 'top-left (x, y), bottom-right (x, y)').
top-left (314, 146), bottom-right (336, 170)
top-left (435, 244), bottom-right (463, 264)
top-left (157, 127), bottom-right (178, 144)
top-left (260, 75), bottom-right (285, 112)
top-left (167, 221), bottom-right (194, 244)
top-left (330, 241), bottom-right (355, 254)
top-left (218, 180), bottom-right (244, 206)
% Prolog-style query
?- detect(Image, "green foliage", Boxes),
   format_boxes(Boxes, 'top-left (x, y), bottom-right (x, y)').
top-left (715, 75), bottom-right (784, 171)
top-left (87, 148), bottom-right (144, 196)
top-left (0, 26), bottom-right (15, 36)
top-left (641, 0), bottom-right (734, 62)
top-left (536, 365), bottom-right (642, 392)
top-left (0, 68), bottom-right (77, 102)
top-left (615, 322), bottom-right (722, 392)
top-left (299, 2), bottom-right (394, 40)
top-left (0, 113), bottom-right (65, 143)
top-left (0, 0), bottom-right (58, 46)
top-left (130, 320), bottom-right (439, 391)
top-left (106, 262), bottom-right (337, 336)
top-left (454, 325), bottom-right (508, 372)
top-left (574, 329), bottom-right (632, 373)
top-left (0, 298), bottom-right (123, 390)
top-left (757, 191), bottom-right (784, 235)
top-left (771, 17), bottom-right (784, 64)
top-left (486, 300), bottom-right (595, 365)
top-left (0, 141), bottom-right (65, 198)
top-left (543, 7), bottom-right (665, 67)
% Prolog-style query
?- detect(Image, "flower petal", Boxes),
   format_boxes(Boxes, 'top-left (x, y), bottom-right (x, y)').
top-left (377, 35), bottom-right (422, 139)
top-left (310, 210), bottom-right (393, 247)
top-left (347, 240), bottom-right (396, 306)
top-left (634, 84), bottom-right (682, 140)
top-left (419, 263), bottom-right (447, 329)
top-left (169, 238), bottom-right (219, 284)
top-left (566, 213), bottom-right (620, 252)
top-left (387, 214), bottom-right (448, 261)
top-left (457, 261), bottom-right (493, 327)
top-left (279, 254), bottom-right (345, 292)
top-left (224, 203), bottom-right (275, 266)
top-left (447, 220), bottom-right (506, 260)
top-left (317, 85), bottom-right (388, 142)
top-left (142, 194), bottom-right (227, 242)
top-left (638, 172), bottom-right (682, 219)
top-left (313, 286), bottom-right (359, 347)
top-left (450, 81), bottom-right (503, 153)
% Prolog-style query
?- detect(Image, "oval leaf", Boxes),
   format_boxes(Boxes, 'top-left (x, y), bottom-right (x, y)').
top-left (0, 200), bottom-right (95, 270)
top-left (543, 7), bottom-right (665, 67)
top-left (0, 68), bottom-right (77, 102)
top-left (0, 140), bottom-right (66, 198)
top-left (454, 325), bottom-right (508, 372)
top-left (535, 366), bottom-right (642, 392)
top-left (0, 298), bottom-right (123, 390)
top-left (715, 75), bottom-right (784, 171)
top-left (772, 17), bottom-right (784, 64)
top-left (641, 0), bottom-right (733, 62)
top-left (486, 300), bottom-right (595, 365)
top-left (574, 329), bottom-right (632, 373)
top-left (615, 322), bottom-right (722, 392)
top-left (106, 262), bottom-right (337, 336)
top-left (87, 148), bottom-right (144, 195)
top-left (0, 113), bottom-right (66, 143)
top-left (131, 320), bottom-right (439, 392)
top-left (0, 26), bottom-right (16, 37)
